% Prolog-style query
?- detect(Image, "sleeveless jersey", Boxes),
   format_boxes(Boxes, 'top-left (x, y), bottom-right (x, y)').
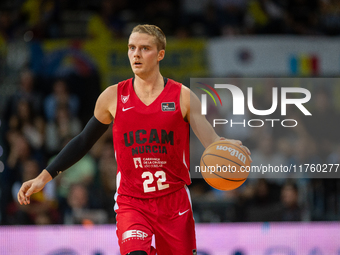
top-left (112, 78), bottom-right (190, 199)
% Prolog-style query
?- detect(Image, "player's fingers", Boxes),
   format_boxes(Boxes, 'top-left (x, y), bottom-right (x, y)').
top-left (233, 139), bottom-right (242, 146)
top-left (242, 145), bottom-right (251, 155)
top-left (25, 186), bottom-right (36, 204)
top-left (17, 182), bottom-right (30, 205)
top-left (25, 196), bottom-right (30, 205)
top-left (241, 145), bottom-right (252, 162)
top-left (17, 189), bottom-right (24, 205)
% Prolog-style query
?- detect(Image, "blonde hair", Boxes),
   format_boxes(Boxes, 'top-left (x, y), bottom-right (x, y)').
top-left (131, 24), bottom-right (166, 51)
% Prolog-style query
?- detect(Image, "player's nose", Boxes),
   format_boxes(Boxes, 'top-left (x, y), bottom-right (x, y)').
top-left (133, 48), bottom-right (141, 57)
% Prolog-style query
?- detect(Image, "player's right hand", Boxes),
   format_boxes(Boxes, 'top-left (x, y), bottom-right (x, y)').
top-left (17, 178), bottom-right (46, 205)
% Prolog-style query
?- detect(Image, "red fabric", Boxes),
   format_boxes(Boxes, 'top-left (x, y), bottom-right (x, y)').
top-left (116, 187), bottom-right (196, 255)
top-left (113, 78), bottom-right (190, 199)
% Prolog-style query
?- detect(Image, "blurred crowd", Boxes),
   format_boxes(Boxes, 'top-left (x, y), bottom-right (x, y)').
top-left (0, 70), bottom-right (116, 225)
top-left (0, 0), bottom-right (340, 43)
top-left (0, 0), bottom-right (340, 226)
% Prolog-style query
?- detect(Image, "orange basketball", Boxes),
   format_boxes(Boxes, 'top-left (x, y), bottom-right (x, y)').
top-left (200, 140), bottom-right (251, 191)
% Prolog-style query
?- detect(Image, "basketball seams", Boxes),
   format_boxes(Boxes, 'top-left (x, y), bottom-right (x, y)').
top-left (202, 153), bottom-right (242, 167)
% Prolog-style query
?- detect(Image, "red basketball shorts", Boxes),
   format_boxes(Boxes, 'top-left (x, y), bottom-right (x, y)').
top-left (115, 186), bottom-right (197, 255)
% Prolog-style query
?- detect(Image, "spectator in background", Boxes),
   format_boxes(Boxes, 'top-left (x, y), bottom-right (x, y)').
top-left (201, 2), bottom-right (221, 37)
top-left (86, 0), bottom-right (126, 41)
top-left (245, 0), bottom-right (285, 34)
top-left (8, 99), bottom-right (45, 151)
top-left (242, 180), bottom-right (302, 222)
top-left (51, 136), bottom-right (96, 211)
top-left (283, 0), bottom-right (321, 35)
top-left (45, 105), bottom-right (82, 156)
top-left (6, 132), bottom-right (42, 178)
top-left (287, 137), bottom-right (321, 178)
top-left (19, 0), bottom-right (61, 39)
top-left (64, 183), bottom-right (108, 224)
top-left (179, 0), bottom-right (223, 37)
top-left (286, 136), bottom-right (320, 221)
top-left (44, 79), bottom-right (80, 122)
top-left (320, 0), bottom-right (340, 35)
top-left (279, 181), bottom-right (302, 221)
top-left (243, 178), bottom-right (281, 221)
top-left (0, 10), bottom-right (17, 42)
top-left (4, 69), bottom-right (42, 121)
top-left (63, 183), bottom-right (89, 224)
top-left (91, 140), bottom-right (117, 223)
top-left (214, 0), bottom-right (247, 35)
top-left (249, 133), bottom-right (288, 183)
top-left (143, 0), bottom-right (179, 36)
top-left (11, 159), bottom-right (59, 224)
top-left (302, 88), bottom-right (340, 162)
top-left (3, 133), bottom-right (43, 224)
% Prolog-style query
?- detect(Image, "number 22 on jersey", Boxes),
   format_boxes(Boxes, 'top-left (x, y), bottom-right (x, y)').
top-left (142, 171), bottom-right (169, 193)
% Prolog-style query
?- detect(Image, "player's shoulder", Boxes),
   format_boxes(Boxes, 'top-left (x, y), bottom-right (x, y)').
top-left (100, 78), bottom-right (133, 98)
top-left (95, 84), bottom-right (118, 108)
top-left (102, 84), bottom-right (118, 96)
top-left (180, 84), bottom-right (190, 94)
top-left (167, 78), bottom-right (182, 87)
top-left (180, 84), bottom-right (193, 101)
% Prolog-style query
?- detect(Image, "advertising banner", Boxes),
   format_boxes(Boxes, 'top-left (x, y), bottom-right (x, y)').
top-left (1, 223), bottom-right (339, 255)
top-left (207, 37), bottom-right (340, 76)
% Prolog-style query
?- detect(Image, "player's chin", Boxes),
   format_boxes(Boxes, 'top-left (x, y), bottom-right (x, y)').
top-left (132, 68), bottom-right (145, 75)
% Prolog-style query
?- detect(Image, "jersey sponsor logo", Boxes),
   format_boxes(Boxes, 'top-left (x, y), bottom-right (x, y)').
top-left (122, 230), bottom-right (148, 241)
top-left (179, 209), bottom-right (190, 216)
top-left (133, 157), bottom-right (143, 168)
top-left (124, 129), bottom-right (174, 156)
top-left (161, 102), bottom-right (175, 111)
top-left (132, 145), bottom-right (167, 156)
top-left (121, 95), bottom-right (130, 104)
top-left (122, 106), bottom-right (135, 112)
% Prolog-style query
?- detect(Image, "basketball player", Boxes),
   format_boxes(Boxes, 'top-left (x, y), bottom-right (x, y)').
top-left (17, 25), bottom-right (251, 255)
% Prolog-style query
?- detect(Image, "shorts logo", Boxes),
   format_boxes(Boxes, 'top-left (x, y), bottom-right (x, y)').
top-left (122, 230), bottom-right (148, 241)
top-left (121, 95), bottom-right (130, 104)
top-left (192, 249), bottom-right (197, 255)
top-left (161, 102), bottom-right (175, 111)
top-left (133, 157), bottom-right (143, 168)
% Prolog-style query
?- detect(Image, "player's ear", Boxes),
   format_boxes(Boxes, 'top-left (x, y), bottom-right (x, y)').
top-left (157, 49), bottom-right (165, 61)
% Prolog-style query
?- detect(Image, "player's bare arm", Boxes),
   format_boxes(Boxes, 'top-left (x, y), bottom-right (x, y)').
top-left (17, 86), bottom-right (118, 206)
top-left (180, 85), bottom-right (219, 148)
top-left (181, 85), bottom-right (251, 156)
top-left (94, 84), bottom-right (118, 123)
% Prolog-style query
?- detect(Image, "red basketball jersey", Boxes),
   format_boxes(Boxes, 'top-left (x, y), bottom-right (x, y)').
top-left (112, 78), bottom-right (191, 199)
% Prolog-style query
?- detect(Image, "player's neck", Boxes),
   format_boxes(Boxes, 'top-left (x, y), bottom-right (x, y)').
top-left (133, 72), bottom-right (164, 96)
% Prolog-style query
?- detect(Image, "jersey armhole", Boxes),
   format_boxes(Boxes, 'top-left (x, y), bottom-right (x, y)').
top-left (179, 84), bottom-right (190, 123)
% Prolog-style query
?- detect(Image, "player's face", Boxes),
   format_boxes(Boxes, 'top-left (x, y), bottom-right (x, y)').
top-left (128, 32), bottom-right (165, 76)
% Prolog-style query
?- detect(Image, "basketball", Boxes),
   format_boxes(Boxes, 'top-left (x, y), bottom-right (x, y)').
top-left (200, 140), bottom-right (251, 191)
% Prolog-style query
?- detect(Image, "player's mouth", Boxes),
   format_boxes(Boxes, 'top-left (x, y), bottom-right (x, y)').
top-left (134, 61), bottom-right (142, 67)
